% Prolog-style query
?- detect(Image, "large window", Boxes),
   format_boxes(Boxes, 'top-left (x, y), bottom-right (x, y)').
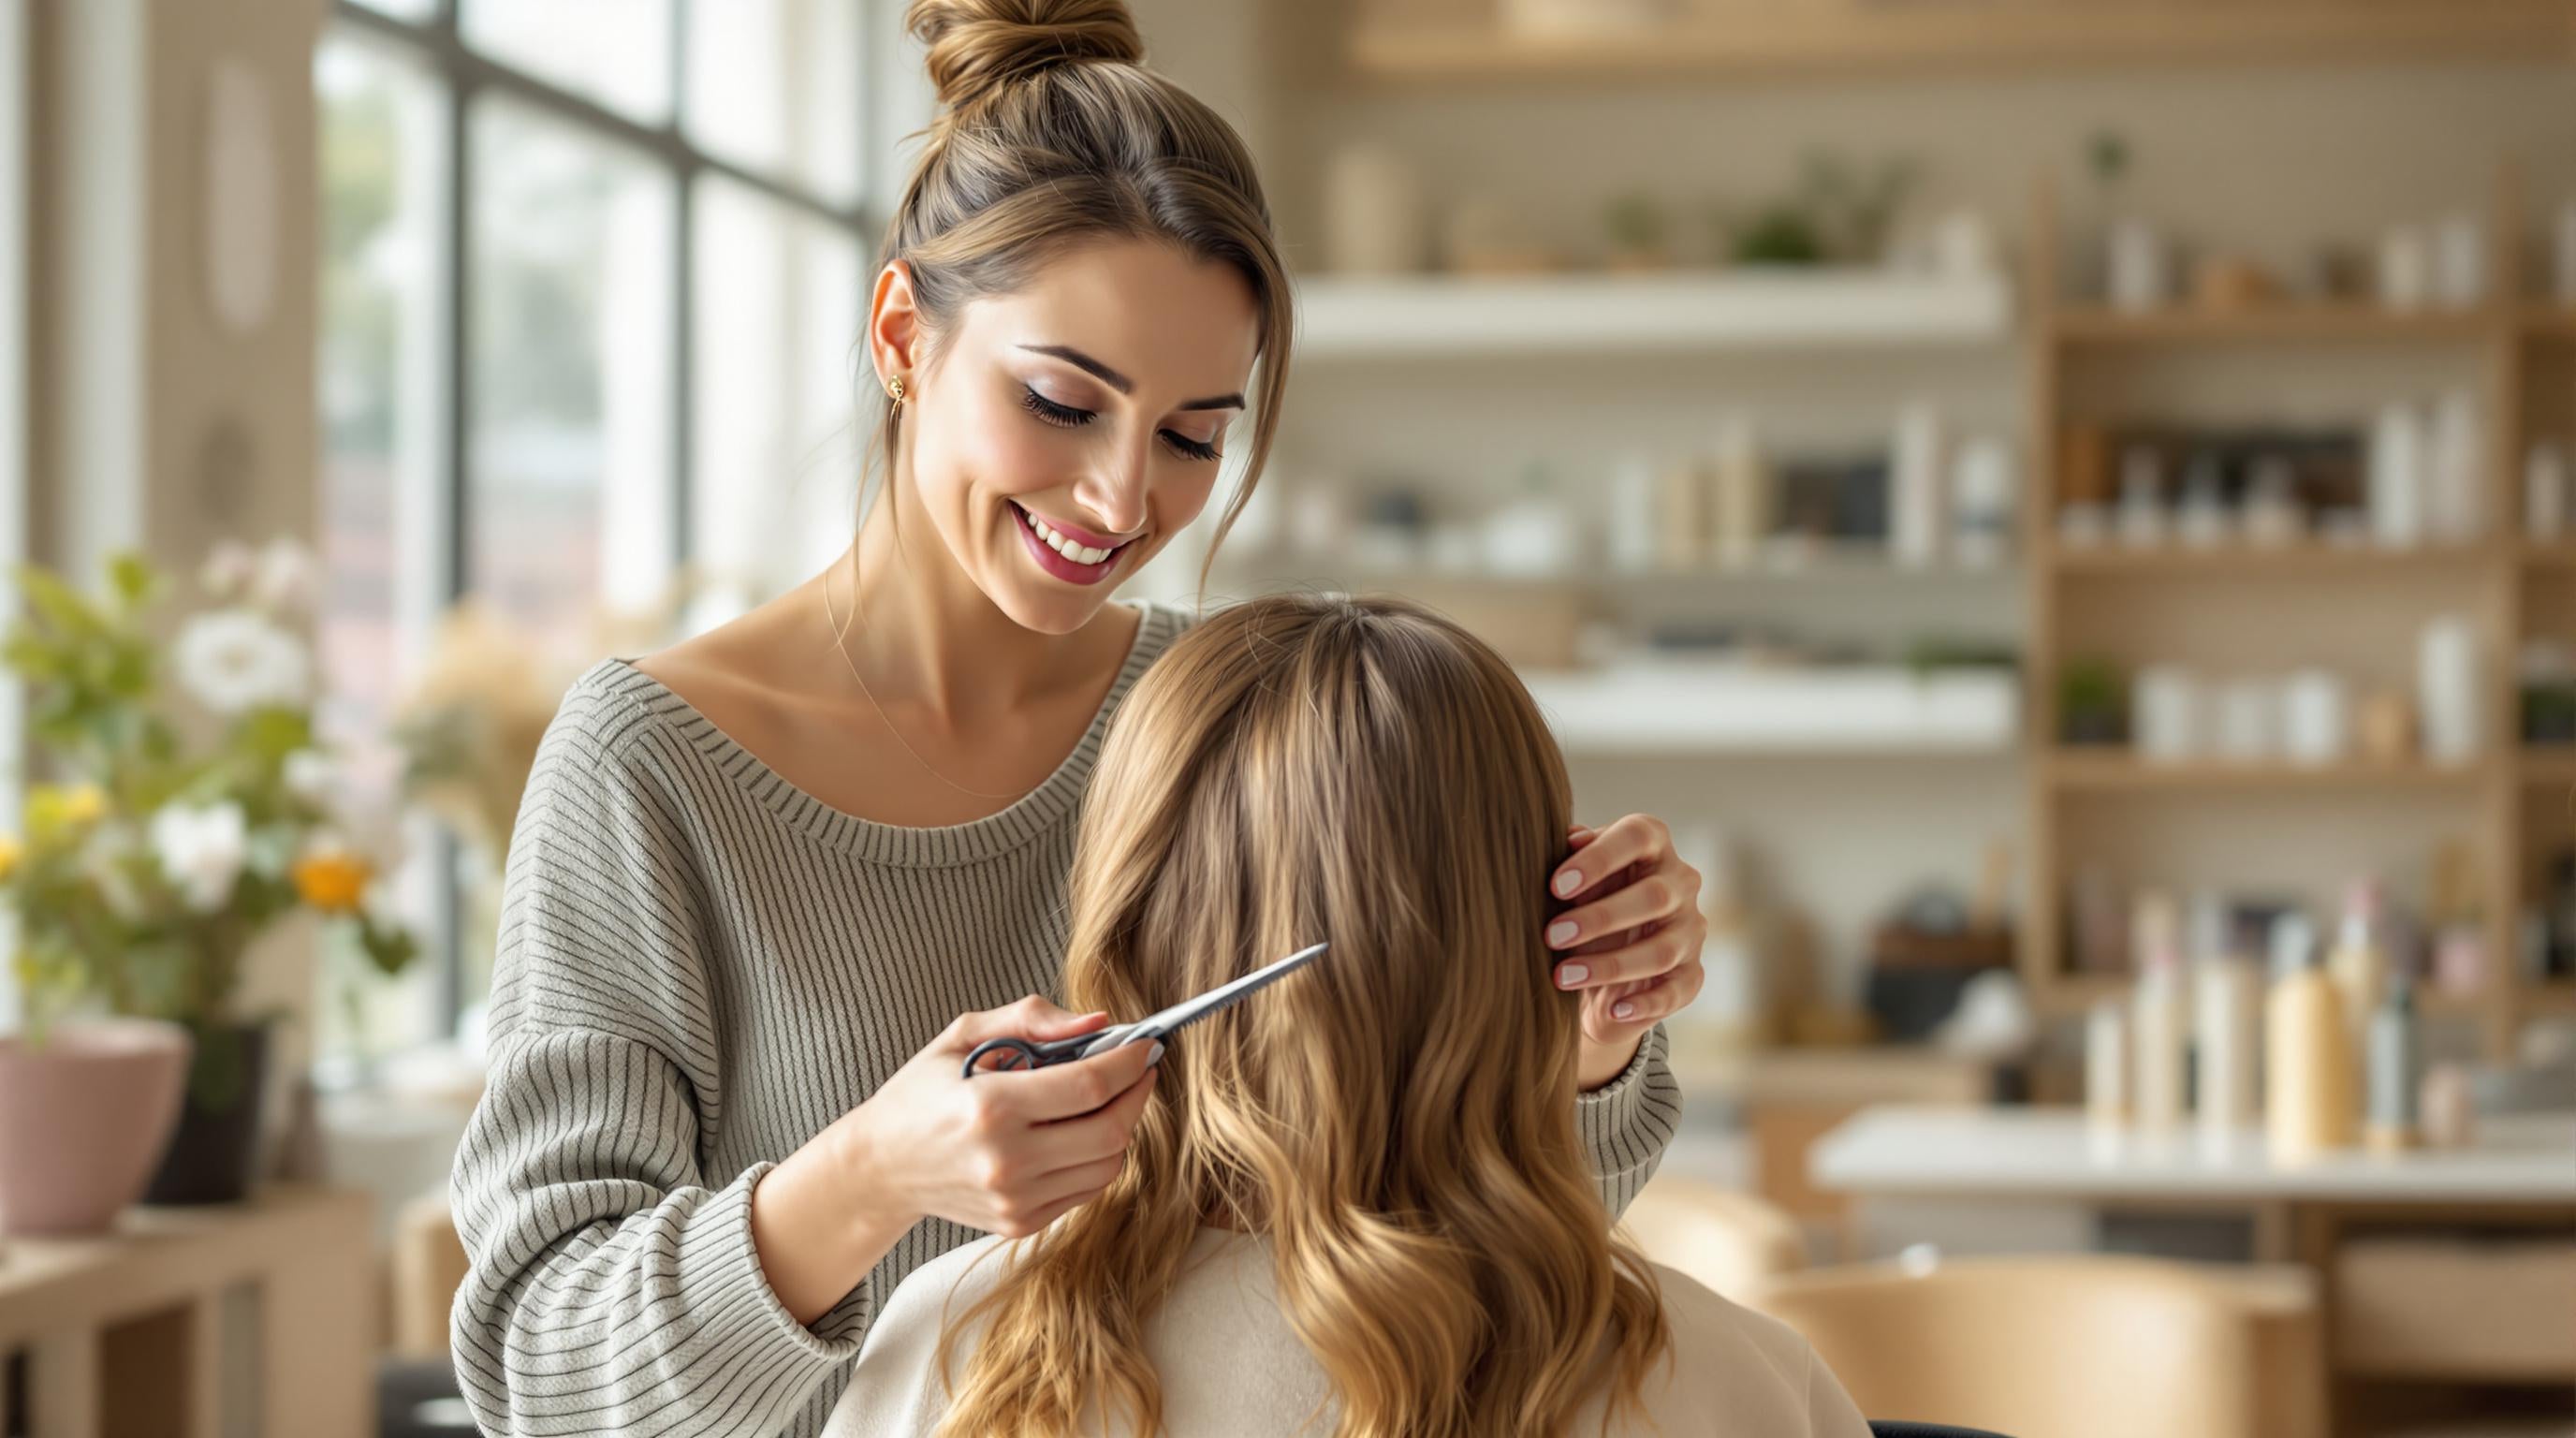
top-left (317, 0), bottom-right (872, 1057)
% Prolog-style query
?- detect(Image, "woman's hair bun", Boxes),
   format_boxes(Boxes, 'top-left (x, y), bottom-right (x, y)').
top-left (908, 0), bottom-right (1145, 114)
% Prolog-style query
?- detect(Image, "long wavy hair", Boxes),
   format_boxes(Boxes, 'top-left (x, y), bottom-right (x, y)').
top-left (937, 594), bottom-right (1671, 1437)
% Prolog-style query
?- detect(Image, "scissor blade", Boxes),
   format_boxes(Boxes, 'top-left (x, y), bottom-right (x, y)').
top-left (1147, 941), bottom-right (1327, 1035)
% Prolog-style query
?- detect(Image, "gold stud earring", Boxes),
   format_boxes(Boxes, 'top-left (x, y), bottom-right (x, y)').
top-left (887, 374), bottom-right (907, 405)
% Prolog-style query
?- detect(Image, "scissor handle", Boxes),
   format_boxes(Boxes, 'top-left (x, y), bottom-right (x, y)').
top-left (960, 1024), bottom-right (1138, 1078)
top-left (960, 1035), bottom-right (1049, 1078)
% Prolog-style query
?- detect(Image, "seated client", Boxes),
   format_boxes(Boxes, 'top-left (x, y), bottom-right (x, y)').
top-left (827, 593), bottom-right (1870, 1437)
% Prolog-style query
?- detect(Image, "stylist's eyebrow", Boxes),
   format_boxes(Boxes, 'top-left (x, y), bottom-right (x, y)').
top-left (1018, 344), bottom-right (1245, 412)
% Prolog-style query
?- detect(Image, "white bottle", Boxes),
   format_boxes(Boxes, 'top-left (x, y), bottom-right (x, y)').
top-left (2086, 998), bottom-right (2130, 1132)
top-left (2368, 403), bottom-right (2426, 550)
top-left (2417, 615), bottom-right (2481, 765)
top-left (1950, 437), bottom-right (2015, 569)
top-left (1710, 418), bottom-right (1767, 570)
top-left (2197, 955), bottom-right (2262, 1148)
top-left (2281, 669), bottom-right (2351, 768)
top-left (2326, 880), bottom-right (2391, 1053)
top-left (2133, 959), bottom-right (2188, 1136)
top-left (2107, 218), bottom-right (2169, 313)
top-left (2116, 447), bottom-right (2167, 550)
top-left (1607, 455), bottom-right (1660, 574)
top-left (2433, 214), bottom-right (2485, 310)
top-left (2428, 389), bottom-right (2483, 543)
top-left (1892, 401), bottom-right (1947, 569)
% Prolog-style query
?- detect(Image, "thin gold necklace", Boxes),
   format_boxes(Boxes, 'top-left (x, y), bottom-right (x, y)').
top-left (820, 553), bottom-right (1035, 803)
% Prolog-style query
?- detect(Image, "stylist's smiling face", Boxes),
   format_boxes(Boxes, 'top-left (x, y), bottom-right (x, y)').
top-left (909, 238), bottom-right (1261, 636)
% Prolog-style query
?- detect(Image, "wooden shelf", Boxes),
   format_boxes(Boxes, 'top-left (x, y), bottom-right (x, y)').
top-left (2528, 982), bottom-right (2576, 1015)
top-left (1294, 271), bottom-right (2012, 359)
top-left (2049, 304), bottom-right (2498, 345)
top-left (2521, 306), bottom-right (2576, 339)
top-left (2048, 540), bottom-right (2500, 577)
top-left (1524, 667), bottom-right (2021, 756)
top-left (2044, 752), bottom-right (2491, 793)
top-left (2520, 540), bottom-right (2576, 571)
top-left (2521, 748), bottom-right (2576, 786)
top-left (1348, 5), bottom-right (2574, 81)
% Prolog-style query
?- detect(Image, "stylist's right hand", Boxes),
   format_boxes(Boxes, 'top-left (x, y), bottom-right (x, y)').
top-left (859, 996), bottom-right (1160, 1240)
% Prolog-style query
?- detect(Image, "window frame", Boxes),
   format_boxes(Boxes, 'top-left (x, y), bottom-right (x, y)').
top-left (328, 0), bottom-right (877, 1036)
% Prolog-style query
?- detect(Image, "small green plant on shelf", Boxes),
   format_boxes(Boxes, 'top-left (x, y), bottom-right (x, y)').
top-left (2058, 657), bottom-right (2128, 746)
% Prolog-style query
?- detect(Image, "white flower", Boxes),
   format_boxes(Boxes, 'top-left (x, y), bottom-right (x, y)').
top-left (200, 540), bottom-right (257, 599)
top-left (252, 537), bottom-right (319, 615)
top-left (175, 609), bottom-right (310, 714)
top-left (151, 803), bottom-right (249, 913)
top-left (282, 749), bottom-right (339, 807)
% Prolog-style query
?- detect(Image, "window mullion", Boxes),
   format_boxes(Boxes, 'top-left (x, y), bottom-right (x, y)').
top-left (434, 67), bottom-right (473, 1038)
top-left (671, 0), bottom-right (694, 580)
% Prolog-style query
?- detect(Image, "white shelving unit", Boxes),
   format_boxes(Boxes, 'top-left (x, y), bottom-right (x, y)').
top-left (1519, 666), bottom-right (2020, 756)
top-left (1294, 270), bottom-right (2014, 359)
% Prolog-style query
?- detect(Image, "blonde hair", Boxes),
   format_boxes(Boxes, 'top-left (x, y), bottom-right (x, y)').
top-left (879, 0), bottom-right (1293, 578)
top-left (938, 594), bottom-right (1671, 1437)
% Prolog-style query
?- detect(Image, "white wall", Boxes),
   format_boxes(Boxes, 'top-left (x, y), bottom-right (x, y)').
top-left (1146, 8), bottom-right (2576, 999)
top-left (0, 0), bottom-right (25, 1030)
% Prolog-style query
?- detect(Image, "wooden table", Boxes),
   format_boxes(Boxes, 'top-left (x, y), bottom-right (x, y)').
top-left (1811, 1106), bottom-right (2576, 1206)
top-left (0, 1186), bottom-right (373, 1438)
top-left (1812, 1106), bottom-right (2576, 1436)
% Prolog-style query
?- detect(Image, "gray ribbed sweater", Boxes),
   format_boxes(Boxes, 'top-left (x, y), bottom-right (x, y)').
top-left (447, 601), bottom-right (1681, 1438)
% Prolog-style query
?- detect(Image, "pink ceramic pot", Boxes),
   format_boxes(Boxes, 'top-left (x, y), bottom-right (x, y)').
top-left (0, 1019), bottom-right (192, 1235)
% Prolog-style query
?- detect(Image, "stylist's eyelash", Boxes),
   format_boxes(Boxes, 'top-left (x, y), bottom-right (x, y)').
top-left (1025, 385), bottom-right (1223, 462)
top-left (1161, 430), bottom-right (1222, 463)
top-left (1020, 388), bottom-right (1093, 429)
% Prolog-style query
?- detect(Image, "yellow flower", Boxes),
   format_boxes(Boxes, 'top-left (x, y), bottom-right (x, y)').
top-left (291, 848), bottom-right (373, 915)
top-left (0, 835), bottom-right (22, 882)
top-left (26, 784), bottom-right (109, 835)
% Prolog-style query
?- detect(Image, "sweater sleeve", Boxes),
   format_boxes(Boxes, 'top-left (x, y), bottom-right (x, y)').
top-left (1574, 1022), bottom-right (1681, 1216)
top-left (448, 687), bottom-right (873, 1437)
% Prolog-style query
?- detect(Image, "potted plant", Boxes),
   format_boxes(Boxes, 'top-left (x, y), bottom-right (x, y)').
top-left (0, 543), bottom-right (417, 1211)
top-left (2058, 656), bottom-right (2130, 747)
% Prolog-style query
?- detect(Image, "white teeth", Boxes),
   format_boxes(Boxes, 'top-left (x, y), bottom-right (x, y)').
top-left (1024, 509), bottom-right (1118, 566)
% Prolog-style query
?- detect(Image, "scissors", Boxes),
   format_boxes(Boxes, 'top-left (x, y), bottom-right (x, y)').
top-left (962, 942), bottom-right (1328, 1078)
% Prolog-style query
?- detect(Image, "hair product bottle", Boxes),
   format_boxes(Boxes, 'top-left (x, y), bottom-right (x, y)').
top-left (2194, 893), bottom-right (2261, 1153)
top-left (2130, 893), bottom-right (2187, 1135)
top-left (2086, 997), bottom-right (2130, 1134)
top-left (2326, 880), bottom-right (2390, 1053)
top-left (2266, 912), bottom-right (2358, 1163)
top-left (2365, 979), bottom-right (2423, 1154)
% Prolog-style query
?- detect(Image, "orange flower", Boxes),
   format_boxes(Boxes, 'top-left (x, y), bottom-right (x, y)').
top-left (292, 849), bottom-right (373, 915)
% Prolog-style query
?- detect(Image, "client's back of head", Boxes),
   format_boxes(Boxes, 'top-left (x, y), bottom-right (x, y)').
top-left (943, 593), bottom-right (1668, 1438)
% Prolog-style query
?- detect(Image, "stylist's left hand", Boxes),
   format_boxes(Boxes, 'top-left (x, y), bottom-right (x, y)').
top-left (1549, 815), bottom-right (1706, 1090)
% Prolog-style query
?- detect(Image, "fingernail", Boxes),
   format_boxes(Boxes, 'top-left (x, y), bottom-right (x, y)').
top-left (1147, 1042), bottom-right (1165, 1066)
top-left (1547, 919), bottom-right (1579, 947)
top-left (1558, 962), bottom-right (1589, 988)
top-left (1552, 871), bottom-right (1583, 898)
top-left (1613, 1001), bottom-right (1636, 1020)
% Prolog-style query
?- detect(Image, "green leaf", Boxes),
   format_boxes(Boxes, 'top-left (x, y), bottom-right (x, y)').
top-left (357, 917), bottom-right (420, 978)
top-left (15, 567), bottom-right (104, 641)
top-left (106, 551), bottom-right (157, 610)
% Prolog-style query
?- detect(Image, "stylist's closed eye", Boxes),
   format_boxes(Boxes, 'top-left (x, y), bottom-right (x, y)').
top-left (1019, 385), bottom-right (1226, 462)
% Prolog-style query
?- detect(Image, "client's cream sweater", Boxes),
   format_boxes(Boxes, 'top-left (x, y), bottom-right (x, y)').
top-left (824, 1227), bottom-right (1871, 1437)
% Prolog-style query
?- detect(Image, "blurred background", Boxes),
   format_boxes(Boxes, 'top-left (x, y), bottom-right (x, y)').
top-left (2, 0), bottom-right (2572, 1435)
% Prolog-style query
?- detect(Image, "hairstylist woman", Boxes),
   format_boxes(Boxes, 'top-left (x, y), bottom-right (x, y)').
top-left (447, 4), bottom-right (1705, 1434)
